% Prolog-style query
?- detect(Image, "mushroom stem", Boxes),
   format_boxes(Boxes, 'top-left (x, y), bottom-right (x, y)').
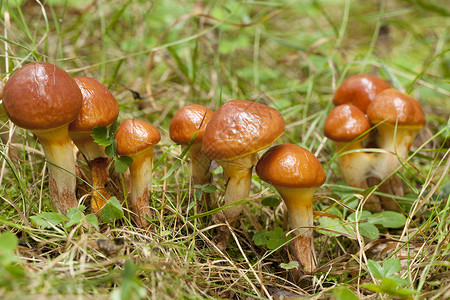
top-left (128, 147), bottom-right (154, 228)
top-left (334, 141), bottom-right (373, 189)
top-left (90, 157), bottom-right (111, 212)
top-left (189, 143), bottom-right (211, 186)
top-left (371, 124), bottom-right (420, 180)
top-left (70, 132), bottom-right (111, 212)
top-left (34, 125), bottom-right (78, 215)
top-left (212, 153), bottom-right (258, 249)
top-left (275, 186), bottom-right (317, 274)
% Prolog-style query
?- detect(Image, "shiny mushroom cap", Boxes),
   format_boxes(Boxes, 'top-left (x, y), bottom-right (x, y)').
top-left (69, 77), bottom-right (119, 131)
top-left (324, 104), bottom-right (371, 142)
top-left (115, 118), bottom-right (161, 156)
top-left (169, 104), bottom-right (213, 145)
top-left (2, 62), bottom-right (82, 130)
top-left (333, 74), bottom-right (391, 113)
top-left (366, 88), bottom-right (426, 128)
top-left (201, 100), bottom-right (285, 161)
top-left (256, 144), bottom-right (326, 188)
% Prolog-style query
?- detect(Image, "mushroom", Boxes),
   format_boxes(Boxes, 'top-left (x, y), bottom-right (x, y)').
top-left (366, 88), bottom-right (425, 210)
top-left (115, 118), bottom-right (160, 228)
top-left (333, 74), bottom-right (391, 113)
top-left (323, 104), bottom-right (380, 211)
top-left (2, 62), bottom-right (83, 214)
top-left (256, 144), bottom-right (326, 274)
top-left (201, 100), bottom-right (285, 249)
top-left (169, 104), bottom-right (213, 186)
top-left (68, 76), bottom-right (119, 213)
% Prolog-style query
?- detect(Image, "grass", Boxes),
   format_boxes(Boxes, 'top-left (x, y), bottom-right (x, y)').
top-left (1, 0), bottom-right (449, 299)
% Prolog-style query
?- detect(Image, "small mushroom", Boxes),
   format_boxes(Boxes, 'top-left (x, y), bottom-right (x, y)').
top-left (333, 74), bottom-right (391, 113)
top-left (324, 104), bottom-right (372, 188)
top-left (69, 76), bottom-right (119, 213)
top-left (201, 100), bottom-right (285, 249)
top-left (256, 144), bottom-right (326, 274)
top-left (2, 62), bottom-right (83, 214)
top-left (115, 118), bottom-right (160, 228)
top-left (169, 104), bottom-right (213, 186)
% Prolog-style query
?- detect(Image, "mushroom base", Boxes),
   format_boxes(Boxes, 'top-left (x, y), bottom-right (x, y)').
top-left (34, 126), bottom-right (78, 215)
top-left (90, 157), bottom-right (111, 213)
top-left (275, 186), bottom-right (317, 274)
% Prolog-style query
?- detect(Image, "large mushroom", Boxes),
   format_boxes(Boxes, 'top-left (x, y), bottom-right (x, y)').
top-left (201, 100), bottom-right (285, 249)
top-left (69, 76), bottom-right (119, 213)
top-left (115, 118), bottom-right (160, 228)
top-left (2, 62), bottom-right (83, 214)
top-left (256, 144), bottom-right (326, 274)
top-left (366, 88), bottom-right (426, 210)
top-left (169, 104), bottom-right (213, 186)
top-left (333, 74), bottom-right (391, 113)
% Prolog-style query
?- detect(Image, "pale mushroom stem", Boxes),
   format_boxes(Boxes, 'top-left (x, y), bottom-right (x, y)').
top-left (334, 140), bottom-right (381, 211)
top-left (213, 153), bottom-right (258, 250)
top-left (371, 124), bottom-right (419, 211)
top-left (128, 147), bottom-right (154, 228)
top-left (334, 140), bottom-right (373, 189)
top-left (189, 143), bottom-right (211, 186)
top-left (34, 125), bottom-right (78, 215)
top-left (275, 186), bottom-right (317, 274)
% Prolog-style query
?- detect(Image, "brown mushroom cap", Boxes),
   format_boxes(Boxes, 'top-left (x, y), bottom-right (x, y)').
top-left (68, 77), bottom-right (119, 131)
top-left (366, 88), bottom-right (426, 127)
top-left (324, 104), bottom-right (371, 142)
top-left (115, 118), bottom-right (161, 156)
top-left (333, 74), bottom-right (391, 113)
top-left (2, 62), bottom-right (82, 130)
top-left (169, 104), bottom-right (213, 145)
top-left (256, 144), bottom-right (326, 188)
top-left (201, 100), bottom-right (285, 161)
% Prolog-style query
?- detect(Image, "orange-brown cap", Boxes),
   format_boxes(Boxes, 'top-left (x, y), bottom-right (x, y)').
top-left (366, 88), bottom-right (426, 127)
top-left (69, 77), bottom-right (119, 131)
top-left (115, 118), bottom-right (160, 156)
top-left (2, 62), bottom-right (82, 130)
top-left (201, 100), bottom-right (285, 161)
top-left (333, 74), bottom-right (391, 113)
top-left (169, 104), bottom-right (213, 145)
top-left (256, 144), bottom-right (326, 188)
top-left (324, 104), bottom-right (370, 142)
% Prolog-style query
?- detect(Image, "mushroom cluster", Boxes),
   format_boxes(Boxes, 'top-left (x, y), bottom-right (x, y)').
top-left (325, 74), bottom-right (426, 211)
top-left (7, 61), bottom-right (427, 279)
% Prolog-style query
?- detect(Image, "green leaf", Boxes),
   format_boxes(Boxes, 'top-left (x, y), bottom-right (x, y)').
top-left (367, 259), bottom-right (384, 279)
top-left (115, 156), bottom-right (133, 173)
top-left (34, 212), bottom-right (68, 227)
top-left (261, 196), bottom-right (281, 207)
top-left (383, 257), bottom-right (401, 278)
top-left (266, 227), bottom-right (285, 250)
top-left (197, 184), bottom-right (217, 193)
top-left (0, 232), bottom-right (18, 252)
top-left (369, 211), bottom-right (406, 228)
top-left (390, 275), bottom-right (410, 287)
top-left (100, 197), bottom-right (124, 223)
top-left (252, 231), bottom-right (269, 246)
top-left (105, 140), bottom-right (117, 157)
top-left (280, 261), bottom-right (299, 270)
top-left (65, 210), bottom-right (84, 228)
top-left (361, 283), bottom-right (384, 293)
top-left (333, 287), bottom-right (359, 300)
top-left (358, 222), bottom-right (379, 239)
top-left (381, 277), bottom-right (399, 292)
top-left (85, 214), bottom-right (100, 230)
top-left (92, 126), bottom-right (112, 146)
top-left (317, 216), bottom-right (354, 237)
